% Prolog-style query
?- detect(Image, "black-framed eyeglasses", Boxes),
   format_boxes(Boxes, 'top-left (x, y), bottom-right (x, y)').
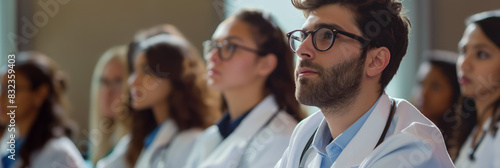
top-left (286, 28), bottom-right (372, 53)
top-left (203, 39), bottom-right (265, 61)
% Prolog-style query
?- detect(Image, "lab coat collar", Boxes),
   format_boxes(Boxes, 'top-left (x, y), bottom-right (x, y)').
top-left (136, 119), bottom-right (179, 167)
top-left (151, 119), bottom-right (178, 151)
top-left (331, 93), bottom-right (392, 167)
top-left (224, 94), bottom-right (279, 141)
top-left (203, 94), bottom-right (279, 163)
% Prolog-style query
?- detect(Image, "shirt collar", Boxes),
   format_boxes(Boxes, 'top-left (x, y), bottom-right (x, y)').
top-left (312, 97), bottom-right (381, 161)
top-left (144, 121), bottom-right (166, 150)
top-left (216, 107), bottom-right (254, 139)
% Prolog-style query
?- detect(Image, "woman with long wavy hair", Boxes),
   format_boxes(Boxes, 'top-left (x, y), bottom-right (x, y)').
top-left (0, 51), bottom-right (84, 168)
top-left (97, 25), bottom-right (220, 168)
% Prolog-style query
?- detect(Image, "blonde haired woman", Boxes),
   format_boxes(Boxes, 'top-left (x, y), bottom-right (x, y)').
top-left (88, 45), bottom-right (132, 166)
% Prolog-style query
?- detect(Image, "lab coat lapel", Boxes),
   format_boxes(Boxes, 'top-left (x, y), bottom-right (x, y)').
top-left (286, 112), bottom-right (324, 168)
top-left (331, 93), bottom-right (392, 168)
top-left (195, 126), bottom-right (223, 164)
top-left (203, 94), bottom-right (278, 166)
top-left (136, 119), bottom-right (178, 167)
top-left (307, 155), bottom-right (323, 168)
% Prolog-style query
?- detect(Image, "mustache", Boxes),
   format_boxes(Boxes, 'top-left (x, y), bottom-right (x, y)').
top-left (298, 59), bottom-right (324, 74)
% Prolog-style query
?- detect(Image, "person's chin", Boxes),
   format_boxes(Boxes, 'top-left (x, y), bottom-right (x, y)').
top-left (460, 87), bottom-right (476, 99)
top-left (297, 76), bottom-right (313, 85)
top-left (208, 82), bottom-right (224, 91)
top-left (295, 88), bottom-right (315, 106)
top-left (132, 102), bottom-right (147, 111)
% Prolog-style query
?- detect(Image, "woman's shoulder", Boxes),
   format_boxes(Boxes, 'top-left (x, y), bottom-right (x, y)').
top-left (270, 111), bottom-right (299, 135)
top-left (31, 136), bottom-right (85, 167)
top-left (176, 127), bottom-right (205, 141)
top-left (40, 136), bottom-right (80, 154)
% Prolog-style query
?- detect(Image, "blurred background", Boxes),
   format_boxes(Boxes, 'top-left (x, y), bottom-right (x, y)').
top-left (0, 0), bottom-right (499, 155)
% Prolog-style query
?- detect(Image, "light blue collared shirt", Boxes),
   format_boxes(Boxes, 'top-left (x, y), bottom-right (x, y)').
top-left (312, 98), bottom-right (380, 168)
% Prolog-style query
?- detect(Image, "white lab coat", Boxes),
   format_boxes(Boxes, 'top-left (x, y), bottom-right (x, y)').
top-left (0, 136), bottom-right (85, 168)
top-left (455, 118), bottom-right (500, 168)
top-left (97, 119), bottom-right (202, 168)
top-left (275, 93), bottom-right (455, 168)
top-left (0, 129), bottom-right (15, 161)
top-left (184, 94), bottom-right (298, 168)
top-left (95, 134), bottom-right (131, 168)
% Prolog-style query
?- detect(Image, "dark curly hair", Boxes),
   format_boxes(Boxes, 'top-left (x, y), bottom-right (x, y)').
top-left (291, 0), bottom-right (411, 92)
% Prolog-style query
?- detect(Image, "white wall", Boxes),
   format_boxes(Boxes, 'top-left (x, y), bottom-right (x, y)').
top-left (0, 0), bottom-right (16, 66)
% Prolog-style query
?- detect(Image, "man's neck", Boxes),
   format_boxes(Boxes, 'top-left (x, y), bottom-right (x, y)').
top-left (320, 88), bottom-right (381, 139)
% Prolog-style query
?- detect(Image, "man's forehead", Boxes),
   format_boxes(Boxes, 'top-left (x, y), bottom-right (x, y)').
top-left (301, 4), bottom-right (359, 34)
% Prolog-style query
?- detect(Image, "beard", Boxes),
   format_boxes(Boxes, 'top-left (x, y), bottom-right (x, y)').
top-left (295, 53), bottom-right (365, 112)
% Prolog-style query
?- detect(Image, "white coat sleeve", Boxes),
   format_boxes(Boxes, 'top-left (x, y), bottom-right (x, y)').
top-left (274, 146), bottom-right (290, 168)
top-left (242, 135), bottom-right (291, 168)
top-left (38, 150), bottom-right (86, 168)
top-left (358, 123), bottom-right (455, 168)
top-left (31, 138), bottom-right (86, 168)
top-left (493, 126), bottom-right (500, 167)
top-left (96, 135), bottom-right (131, 168)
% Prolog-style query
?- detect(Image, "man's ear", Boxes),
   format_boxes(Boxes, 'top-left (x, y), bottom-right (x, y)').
top-left (257, 53), bottom-right (278, 77)
top-left (366, 47), bottom-right (390, 77)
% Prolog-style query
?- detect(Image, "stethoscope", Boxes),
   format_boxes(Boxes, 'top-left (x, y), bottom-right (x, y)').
top-left (298, 99), bottom-right (396, 168)
top-left (468, 126), bottom-right (488, 161)
top-left (467, 109), bottom-right (493, 162)
top-left (235, 108), bottom-right (281, 168)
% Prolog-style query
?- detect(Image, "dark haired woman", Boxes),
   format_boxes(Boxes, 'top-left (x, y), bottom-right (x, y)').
top-left (185, 9), bottom-right (305, 168)
top-left (98, 26), bottom-right (220, 168)
top-left (411, 50), bottom-right (477, 159)
top-left (0, 52), bottom-right (84, 168)
top-left (455, 10), bottom-right (500, 167)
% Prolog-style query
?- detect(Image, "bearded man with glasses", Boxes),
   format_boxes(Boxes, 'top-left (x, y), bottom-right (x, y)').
top-left (275, 0), bottom-right (455, 167)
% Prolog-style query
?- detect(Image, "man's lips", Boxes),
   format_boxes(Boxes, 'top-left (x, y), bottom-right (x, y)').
top-left (298, 68), bottom-right (318, 77)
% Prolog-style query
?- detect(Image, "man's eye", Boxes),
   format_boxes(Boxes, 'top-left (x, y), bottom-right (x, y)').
top-left (323, 32), bottom-right (334, 39)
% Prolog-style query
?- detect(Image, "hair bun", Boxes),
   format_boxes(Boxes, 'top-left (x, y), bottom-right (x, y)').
top-left (390, 1), bottom-right (402, 14)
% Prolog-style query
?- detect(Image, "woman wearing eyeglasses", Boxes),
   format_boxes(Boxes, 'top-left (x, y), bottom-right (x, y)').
top-left (454, 10), bottom-right (500, 168)
top-left (184, 9), bottom-right (305, 168)
top-left (88, 45), bottom-right (131, 166)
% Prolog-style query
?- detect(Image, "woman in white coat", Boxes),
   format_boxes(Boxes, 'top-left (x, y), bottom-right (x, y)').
top-left (455, 10), bottom-right (500, 168)
top-left (88, 45), bottom-right (131, 166)
top-left (0, 52), bottom-right (85, 168)
top-left (115, 28), bottom-right (219, 167)
top-left (185, 9), bottom-right (306, 168)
